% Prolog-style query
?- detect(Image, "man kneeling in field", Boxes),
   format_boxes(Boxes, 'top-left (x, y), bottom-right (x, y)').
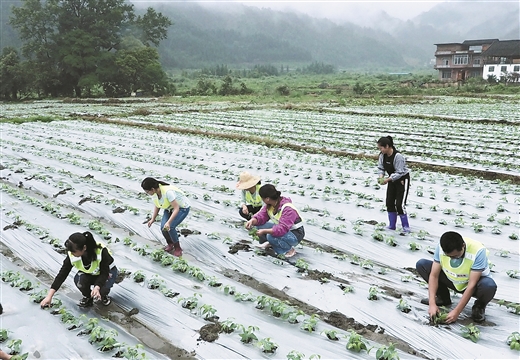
top-left (416, 231), bottom-right (497, 323)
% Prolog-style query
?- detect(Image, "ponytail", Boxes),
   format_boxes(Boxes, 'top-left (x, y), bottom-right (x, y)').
top-left (65, 231), bottom-right (102, 261)
top-left (141, 177), bottom-right (169, 191)
top-left (377, 136), bottom-right (397, 151)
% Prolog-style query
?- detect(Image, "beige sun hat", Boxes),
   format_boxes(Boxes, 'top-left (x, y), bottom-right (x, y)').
top-left (236, 172), bottom-right (261, 190)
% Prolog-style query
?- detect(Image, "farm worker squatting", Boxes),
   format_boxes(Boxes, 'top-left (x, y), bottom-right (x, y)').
top-left (377, 135), bottom-right (411, 233)
top-left (416, 231), bottom-right (497, 323)
top-left (141, 177), bottom-right (191, 257)
top-left (236, 172), bottom-right (263, 220)
top-left (40, 231), bottom-right (118, 308)
top-left (245, 184), bottom-right (305, 258)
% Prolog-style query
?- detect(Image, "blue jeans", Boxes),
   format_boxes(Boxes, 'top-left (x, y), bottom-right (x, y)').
top-left (162, 207), bottom-right (190, 244)
top-left (416, 259), bottom-right (497, 306)
top-left (75, 266), bottom-right (118, 297)
top-left (257, 222), bottom-right (305, 255)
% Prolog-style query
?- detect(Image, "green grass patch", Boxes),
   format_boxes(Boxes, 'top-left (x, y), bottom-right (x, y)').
top-left (1, 115), bottom-right (57, 124)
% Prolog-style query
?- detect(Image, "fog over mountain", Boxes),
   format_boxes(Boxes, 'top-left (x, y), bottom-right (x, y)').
top-left (1, 0), bottom-right (518, 70)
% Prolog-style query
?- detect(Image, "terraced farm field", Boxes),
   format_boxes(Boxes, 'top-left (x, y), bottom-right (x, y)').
top-left (1, 97), bottom-right (519, 359)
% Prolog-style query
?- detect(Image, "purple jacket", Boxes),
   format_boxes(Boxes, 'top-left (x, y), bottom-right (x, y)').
top-left (253, 197), bottom-right (300, 237)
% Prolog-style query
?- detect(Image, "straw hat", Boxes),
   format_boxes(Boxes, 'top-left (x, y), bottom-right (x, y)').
top-left (236, 172), bottom-right (261, 190)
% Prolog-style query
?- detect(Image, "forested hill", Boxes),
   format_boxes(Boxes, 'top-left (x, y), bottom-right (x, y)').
top-left (2, 1), bottom-right (517, 71)
top-left (152, 3), bottom-right (409, 69)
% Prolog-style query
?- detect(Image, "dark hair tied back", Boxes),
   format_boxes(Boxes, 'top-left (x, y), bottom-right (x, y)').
top-left (141, 177), bottom-right (169, 191)
top-left (377, 136), bottom-right (395, 149)
top-left (259, 184), bottom-right (281, 199)
top-left (65, 231), bottom-right (101, 261)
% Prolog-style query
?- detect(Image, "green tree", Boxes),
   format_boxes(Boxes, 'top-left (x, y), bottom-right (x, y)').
top-left (0, 47), bottom-right (25, 99)
top-left (10, 0), bottom-right (171, 97)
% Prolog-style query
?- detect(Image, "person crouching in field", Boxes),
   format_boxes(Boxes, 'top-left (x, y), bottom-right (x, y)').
top-left (377, 135), bottom-right (411, 233)
top-left (245, 184), bottom-right (304, 258)
top-left (41, 231), bottom-right (118, 308)
top-left (236, 172), bottom-right (262, 220)
top-left (141, 177), bottom-right (191, 257)
top-left (416, 231), bottom-right (497, 323)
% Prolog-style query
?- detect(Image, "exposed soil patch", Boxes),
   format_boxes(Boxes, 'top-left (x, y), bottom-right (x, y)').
top-left (219, 268), bottom-right (425, 358)
top-left (180, 228), bottom-right (201, 237)
top-left (404, 267), bottom-right (421, 276)
top-left (380, 285), bottom-right (403, 299)
top-left (53, 187), bottom-right (72, 198)
top-left (78, 197), bottom-right (93, 205)
top-left (198, 323), bottom-right (221, 342)
top-left (228, 240), bottom-right (252, 254)
top-left (305, 269), bottom-right (351, 285)
top-left (112, 206), bottom-right (126, 213)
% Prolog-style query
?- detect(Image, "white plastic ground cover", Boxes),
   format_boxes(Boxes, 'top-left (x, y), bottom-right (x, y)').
top-left (0, 198), bottom-right (416, 360)
top-left (1, 98), bottom-right (519, 173)
top-left (0, 102), bottom-right (519, 359)
top-left (0, 250), bottom-right (166, 360)
top-left (112, 110), bottom-right (518, 173)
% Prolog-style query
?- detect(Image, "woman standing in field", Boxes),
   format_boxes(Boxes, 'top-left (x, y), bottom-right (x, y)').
top-left (141, 177), bottom-right (190, 257)
top-left (40, 231), bottom-right (118, 308)
top-left (236, 172), bottom-right (262, 220)
top-left (245, 184), bottom-right (304, 258)
top-left (377, 136), bottom-right (411, 233)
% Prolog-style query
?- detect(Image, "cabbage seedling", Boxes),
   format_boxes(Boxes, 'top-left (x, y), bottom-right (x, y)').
top-left (199, 304), bottom-right (218, 320)
top-left (506, 270), bottom-right (520, 279)
top-left (368, 286), bottom-right (379, 300)
top-left (430, 308), bottom-right (449, 325)
top-left (160, 288), bottom-right (179, 298)
top-left (0, 329), bottom-right (9, 342)
top-left (397, 299), bottom-right (411, 313)
top-left (301, 314), bottom-right (320, 332)
top-left (295, 259), bottom-right (309, 272)
top-left (461, 323), bottom-right (480, 343)
top-left (507, 331), bottom-right (520, 351)
top-left (374, 342), bottom-right (400, 360)
top-left (132, 270), bottom-right (146, 283)
top-left (220, 318), bottom-right (240, 333)
top-left (238, 325), bottom-right (258, 343)
top-left (321, 329), bottom-right (340, 341)
top-left (7, 339), bottom-right (22, 355)
top-left (178, 293), bottom-right (201, 310)
top-left (346, 331), bottom-right (369, 353)
top-left (147, 275), bottom-right (164, 290)
top-left (257, 337), bottom-right (278, 353)
top-left (287, 350), bottom-right (305, 360)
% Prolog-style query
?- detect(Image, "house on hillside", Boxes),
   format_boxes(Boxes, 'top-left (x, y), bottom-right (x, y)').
top-left (433, 39), bottom-right (497, 81)
top-left (434, 39), bottom-right (520, 82)
top-left (481, 40), bottom-right (520, 82)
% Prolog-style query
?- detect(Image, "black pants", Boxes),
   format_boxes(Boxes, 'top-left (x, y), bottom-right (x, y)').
top-left (386, 174), bottom-right (410, 215)
top-left (74, 267), bottom-right (118, 297)
top-left (239, 205), bottom-right (262, 220)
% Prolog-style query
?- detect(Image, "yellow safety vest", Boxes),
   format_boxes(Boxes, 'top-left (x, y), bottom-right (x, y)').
top-left (267, 202), bottom-right (304, 230)
top-left (152, 184), bottom-right (186, 210)
top-left (440, 237), bottom-right (486, 291)
top-left (244, 185), bottom-right (263, 207)
top-left (68, 244), bottom-right (108, 275)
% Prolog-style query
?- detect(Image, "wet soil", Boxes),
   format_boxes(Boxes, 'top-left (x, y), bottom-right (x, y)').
top-left (228, 240), bottom-right (253, 254)
top-left (180, 228), bottom-right (201, 237)
top-left (198, 323), bottom-right (221, 342)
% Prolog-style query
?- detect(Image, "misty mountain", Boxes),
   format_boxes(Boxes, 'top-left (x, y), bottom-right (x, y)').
top-left (1, 0), bottom-right (517, 71)
top-left (154, 2), bottom-right (408, 69)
